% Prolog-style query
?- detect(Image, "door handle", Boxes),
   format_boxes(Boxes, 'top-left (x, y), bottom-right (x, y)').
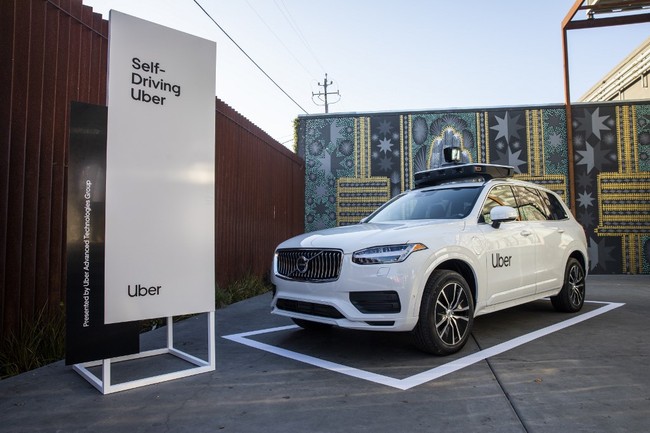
top-left (520, 230), bottom-right (532, 237)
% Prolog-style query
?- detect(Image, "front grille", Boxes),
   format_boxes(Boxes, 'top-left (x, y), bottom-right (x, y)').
top-left (276, 248), bottom-right (343, 282)
top-left (276, 298), bottom-right (344, 319)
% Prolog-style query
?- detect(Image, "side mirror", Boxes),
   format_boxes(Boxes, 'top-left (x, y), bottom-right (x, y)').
top-left (490, 206), bottom-right (518, 228)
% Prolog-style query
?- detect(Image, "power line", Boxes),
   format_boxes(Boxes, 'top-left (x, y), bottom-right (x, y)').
top-left (192, 0), bottom-right (309, 114)
top-left (273, 0), bottom-right (326, 74)
top-left (244, 0), bottom-right (316, 80)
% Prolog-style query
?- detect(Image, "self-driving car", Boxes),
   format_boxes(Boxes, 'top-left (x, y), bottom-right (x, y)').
top-left (270, 147), bottom-right (588, 355)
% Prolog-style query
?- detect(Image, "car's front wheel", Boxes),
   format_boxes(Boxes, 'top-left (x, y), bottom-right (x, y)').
top-left (412, 270), bottom-right (474, 355)
top-left (551, 257), bottom-right (586, 313)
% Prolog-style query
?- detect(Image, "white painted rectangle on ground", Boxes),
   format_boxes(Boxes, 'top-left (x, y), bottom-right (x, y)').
top-left (223, 301), bottom-right (624, 390)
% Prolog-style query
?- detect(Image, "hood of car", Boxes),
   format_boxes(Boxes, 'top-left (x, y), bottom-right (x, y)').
top-left (277, 220), bottom-right (466, 253)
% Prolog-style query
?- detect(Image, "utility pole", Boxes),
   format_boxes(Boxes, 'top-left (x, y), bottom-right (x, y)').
top-left (312, 73), bottom-right (340, 113)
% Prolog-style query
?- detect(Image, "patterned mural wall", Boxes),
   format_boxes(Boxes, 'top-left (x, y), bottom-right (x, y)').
top-left (297, 102), bottom-right (650, 275)
top-left (572, 104), bottom-right (650, 274)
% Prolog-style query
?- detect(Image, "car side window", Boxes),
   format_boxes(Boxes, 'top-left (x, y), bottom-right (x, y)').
top-left (513, 186), bottom-right (549, 221)
top-left (545, 191), bottom-right (569, 220)
top-left (479, 185), bottom-right (517, 224)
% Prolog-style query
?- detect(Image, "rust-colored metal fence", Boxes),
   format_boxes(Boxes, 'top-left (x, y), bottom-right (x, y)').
top-left (215, 100), bottom-right (304, 287)
top-left (0, 0), bottom-right (305, 339)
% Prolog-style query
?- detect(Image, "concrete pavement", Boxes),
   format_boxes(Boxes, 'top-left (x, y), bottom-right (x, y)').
top-left (1, 275), bottom-right (649, 432)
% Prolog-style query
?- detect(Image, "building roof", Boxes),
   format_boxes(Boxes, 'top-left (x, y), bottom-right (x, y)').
top-left (579, 35), bottom-right (650, 101)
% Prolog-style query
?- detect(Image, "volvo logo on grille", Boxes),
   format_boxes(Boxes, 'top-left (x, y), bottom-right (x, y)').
top-left (296, 256), bottom-right (309, 273)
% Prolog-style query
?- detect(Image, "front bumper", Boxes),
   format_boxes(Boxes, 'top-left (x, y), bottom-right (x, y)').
top-left (270, 252), bottom-right (428, 332)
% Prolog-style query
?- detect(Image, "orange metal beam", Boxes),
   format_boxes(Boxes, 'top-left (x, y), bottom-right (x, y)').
top-left (562, 0), bottom-right (584, 214)
top-left (561, 1), bottom-right (650, 215)
top-left (566, 12), bottom-right (650, 29)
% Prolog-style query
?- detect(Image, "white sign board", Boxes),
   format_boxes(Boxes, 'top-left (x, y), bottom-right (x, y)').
top-left (104, 11), bottom-right (216, 324)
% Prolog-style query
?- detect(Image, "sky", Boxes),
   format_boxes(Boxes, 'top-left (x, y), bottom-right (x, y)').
top-left (83, 0), bottom-right (649, 148)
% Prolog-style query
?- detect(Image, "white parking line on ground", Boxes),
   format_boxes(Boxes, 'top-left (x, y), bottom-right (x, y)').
top-left (222, 301), bottom-right (624, 390)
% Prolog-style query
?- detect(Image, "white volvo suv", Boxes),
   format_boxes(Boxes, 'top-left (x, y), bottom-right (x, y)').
top-left (271, 148), bottom-right (588, 355)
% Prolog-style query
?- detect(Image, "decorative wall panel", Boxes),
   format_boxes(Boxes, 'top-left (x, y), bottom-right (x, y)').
top-left (298, 102), bottom-right (650, 274)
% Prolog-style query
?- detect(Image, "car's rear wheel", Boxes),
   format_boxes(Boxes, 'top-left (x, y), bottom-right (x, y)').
top-left (292, 318), bottom-right (333, 331)
top-left (551, 257), bottom-right (586, 313)
top-left (412, 270), bottom-right (474, 355)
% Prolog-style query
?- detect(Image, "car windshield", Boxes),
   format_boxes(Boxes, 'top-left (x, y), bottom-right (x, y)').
top-left (366, 186), bottom-right (482, 222)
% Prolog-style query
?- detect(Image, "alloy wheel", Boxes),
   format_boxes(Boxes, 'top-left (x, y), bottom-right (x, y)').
top-left (434, 282), bottom-right (471, 346)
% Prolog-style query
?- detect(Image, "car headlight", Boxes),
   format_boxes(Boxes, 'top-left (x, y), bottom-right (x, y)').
top-left (352, 243), bottom-right (428, 265)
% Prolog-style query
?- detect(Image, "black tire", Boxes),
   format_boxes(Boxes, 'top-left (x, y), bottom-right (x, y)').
top-left (292, 318), bottom-right (333, 331)
top-left (412, 270), bottom-right (474, 355)
top-left (551, 257), bottom-right (586, 313)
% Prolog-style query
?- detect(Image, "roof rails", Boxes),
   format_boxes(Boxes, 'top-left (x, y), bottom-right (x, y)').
top-left (413, 163), bottom-right (515, 189)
